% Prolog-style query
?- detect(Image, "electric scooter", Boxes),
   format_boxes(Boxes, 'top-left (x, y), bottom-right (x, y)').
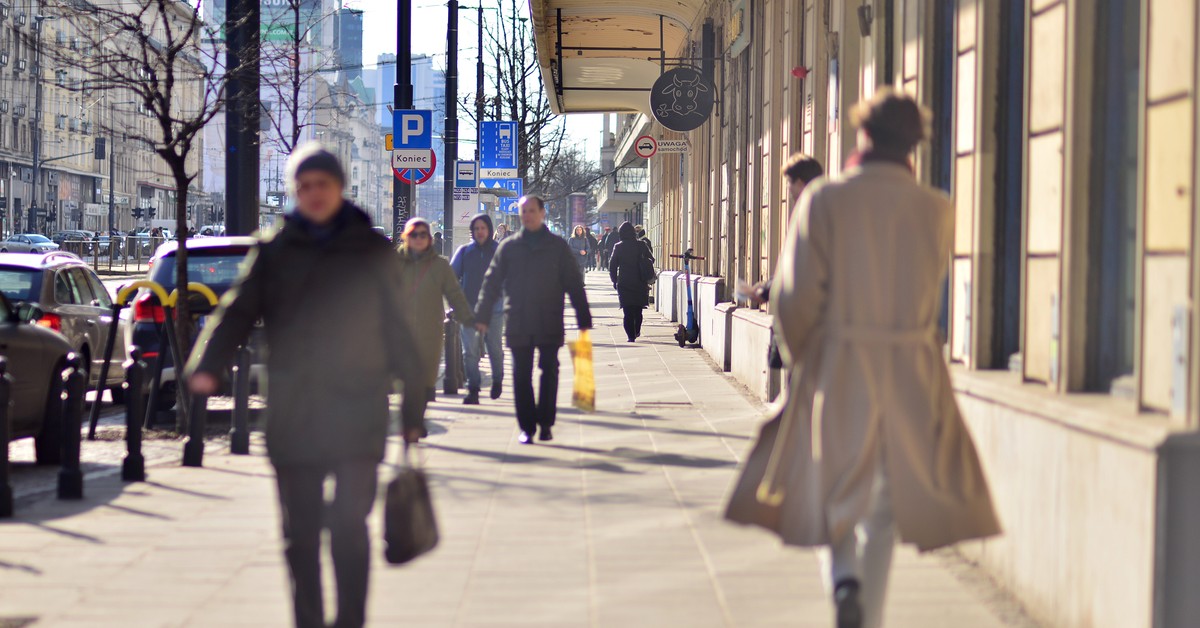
top-left (670, 248), bottom-right (706, 347)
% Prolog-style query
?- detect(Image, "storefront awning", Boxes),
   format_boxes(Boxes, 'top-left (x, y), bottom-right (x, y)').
top-left (528, 0), bottom-right (706, 115)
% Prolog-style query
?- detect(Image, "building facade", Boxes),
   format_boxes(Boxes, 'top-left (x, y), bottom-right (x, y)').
top-left (531, 1), bottom-right (1200, 626)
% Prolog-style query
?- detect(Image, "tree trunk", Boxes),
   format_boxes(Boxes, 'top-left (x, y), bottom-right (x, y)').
top-left (171, 161), bottom-right (192, 433)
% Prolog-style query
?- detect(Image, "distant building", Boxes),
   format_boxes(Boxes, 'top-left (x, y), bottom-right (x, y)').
top-left (335, 8), bottom-right (364, 81)
top-left (411, 54), bottom-right (447, 222)
top-left (375, 53), bottom-right (397, 129)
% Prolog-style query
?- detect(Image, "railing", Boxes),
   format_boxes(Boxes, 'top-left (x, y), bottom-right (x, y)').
top-left (56, 236), bottom-right (168, 273)
top-left (614, 167), bottom-right (649, 194)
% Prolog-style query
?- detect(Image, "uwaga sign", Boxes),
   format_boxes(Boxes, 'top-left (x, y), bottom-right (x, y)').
top-left (650, 67), bottom-right (716, 133)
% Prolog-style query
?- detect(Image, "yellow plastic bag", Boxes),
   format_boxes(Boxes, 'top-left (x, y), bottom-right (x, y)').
top-left (568, 330), bottom-right (596, 412)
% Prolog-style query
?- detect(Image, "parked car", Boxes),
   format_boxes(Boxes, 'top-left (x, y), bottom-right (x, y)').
top-left (0, 292), bottom-right (73, 464)
top-left (127, 236), bottom-right (262, 409)
top-left (0, 251), bottom-right (129, 397)
top-left (0, 234), bottom-right (60, 254)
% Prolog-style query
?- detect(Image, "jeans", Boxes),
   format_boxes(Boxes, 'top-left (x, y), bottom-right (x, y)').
top-left (817, 460), bottom-right (895, 628)
top-left (622, 306), bottom-right (644, 340)
top-left (509, 344), bottom-right (559, 434)
top-left (275, 460), bottom-right (379, 628)
top-left (462, 314), bottom-right (504, 391)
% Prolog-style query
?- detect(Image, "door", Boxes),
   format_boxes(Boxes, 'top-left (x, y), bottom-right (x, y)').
top-left (0, 306), bottom-right (48, 435)
top-left (81, 267), bottom-right (126, 383)
top-left (52, 268), bottom-right (100, 381)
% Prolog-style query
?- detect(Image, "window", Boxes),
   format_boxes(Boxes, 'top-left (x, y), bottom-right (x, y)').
top-left (0, 267), bottom-right (41, 302)
top-left (83, 271), bottom-right (111, 308)
top-left (992, 0), bottom-right (1025, 371)
top-left (1085, 0), bottom-right (1140, 394)
top-left (53, 271), bottom-right (73, 304)
top-left (67, 268), bottom-right (98, 306)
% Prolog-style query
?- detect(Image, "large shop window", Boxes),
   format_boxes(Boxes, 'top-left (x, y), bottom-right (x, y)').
top-left (1085, 0), bottom-right (1140, 394)
top-left (991, 0), bottom-right (1025, 370)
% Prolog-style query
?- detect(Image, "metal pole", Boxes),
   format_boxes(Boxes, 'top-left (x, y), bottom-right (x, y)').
top-left (58, 354), bottom-right (85, 500)
top-left (476, 3), bottom-right (484, 161)
top-left (121, 348), bottom-right (146, 482)
top-left (225, 0), bottom-right (261, 236)
top-left (443, 0), bottom-right (459, 246)
top-left (86, 304), bottom-right (123, 440)
top-left (108, 126), bottom-right (115, 234)
top-left (30, 16), bottom-right (44, 234)
top-left (230, 345), bottom-right (251, 455)
top-left (0, 358), bottom-right (13, 517)
top-left (393, 0), bottom-right (413, 239)
top-left (181, 391), bottom-right (208, 467)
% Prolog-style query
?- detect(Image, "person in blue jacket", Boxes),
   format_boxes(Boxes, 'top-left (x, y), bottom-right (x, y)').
top-left (450, 213), bottom-right (504, 404)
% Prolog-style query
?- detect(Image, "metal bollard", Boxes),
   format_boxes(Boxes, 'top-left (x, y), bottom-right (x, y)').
top-left (57, 354), bottom-right (86, 500)
top-left (443, 313), bottom-right (463, 395)
top-left (143, 326), bottom-right (168, 429)
top-left (0, 358), bottom-right (13, 517)
top-left (181, 392), bottom-right (208, 467)
top-left (230, 346), bottom-right (251, 455)
top-left (121, 348), bottom-right (147, 482)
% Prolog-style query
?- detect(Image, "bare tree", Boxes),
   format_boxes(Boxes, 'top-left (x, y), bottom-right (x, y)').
top-left (52, 0), bottom-right (251, 408)
top-left (473, 0), bottom-right (569, 193)
top-left (537, 146), bottom-right (601, 232)
top-left (258, 0), bottom-right (339, 154)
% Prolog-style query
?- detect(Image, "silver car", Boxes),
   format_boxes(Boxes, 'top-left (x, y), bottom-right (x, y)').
top-left (0, 251), bottom-right (128, 398)
top-left (0, 234), bottom-right (60, 254)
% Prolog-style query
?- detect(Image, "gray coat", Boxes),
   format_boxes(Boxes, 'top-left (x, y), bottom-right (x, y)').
top-left (186, 205), bottom-right (421, 467)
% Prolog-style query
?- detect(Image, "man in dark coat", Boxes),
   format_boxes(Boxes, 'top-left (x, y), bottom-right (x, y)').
top-left (635, 224), bottom-right (654, 257)
top-left (474, 195), bottom-right (592, 444)
top-left (609, 221), bottom-right (654, 342)
top-left (599, 226), bottom-right (616, 270)
top-left (586, 229), bottom-right (599, 270)
top-left (450, 213), bottom-right (504, 404)
top-left (186, 144), bottom-right (421, 628)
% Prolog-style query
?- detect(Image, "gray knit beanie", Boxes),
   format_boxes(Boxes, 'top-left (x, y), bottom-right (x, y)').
top-left (285, 143), bottom-right (346, 195)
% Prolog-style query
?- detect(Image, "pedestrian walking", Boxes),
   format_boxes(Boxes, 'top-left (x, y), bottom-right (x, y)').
top-left (432, 231), bottom-right (445, 255)
top-left (396, 217), bottom-right (476, 416)
top-left (725, 90), bottom-right (1000, 628)
top-left (185, 143), bottom-right (423, 628)
top-left (599, 226), bottom-right (616, 270)
top-left (609, 221), bottom-right (655, 342)
top-left (450, 214), bottom-right (504, 405)
top-left (586, 229), bottom-right (599, 270)
top-left (634, 224), bottom-right (653, 258)
top-left (495, 223), bottom-right (511, 241)
top-left (474, 196), bottom-right (592, 445)
top-left (568, 225), bottom-right (591, 273)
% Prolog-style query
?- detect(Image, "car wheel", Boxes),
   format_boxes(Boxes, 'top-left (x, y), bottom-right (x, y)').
top-left (34, 361), bottom-right (66, 466)
top-left (109, 385), bottom-right (127, 405)
top-left (0, 248), bottom-right (7, 253)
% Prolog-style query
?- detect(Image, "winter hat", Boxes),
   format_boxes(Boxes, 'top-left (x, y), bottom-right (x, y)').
top-left (286, 143), bottom-right (346, 195)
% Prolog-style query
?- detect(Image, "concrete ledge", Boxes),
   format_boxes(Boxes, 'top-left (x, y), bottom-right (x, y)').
top-left (730, 308), bottom-right (773, 400)
top-left (950, 368), bottom-right (1174, 628)
top-left (656, 270), bottom-right (680, 320)
top-left (706, 302), bottom-right (737, 371)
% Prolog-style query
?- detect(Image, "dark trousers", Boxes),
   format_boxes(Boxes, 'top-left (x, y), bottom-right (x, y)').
top-left (622, 306), bottom-right (644, 340)
top-left (275, 461), bottom-right (379, 628)
top-left (509, 344), bottom-right (560, 434)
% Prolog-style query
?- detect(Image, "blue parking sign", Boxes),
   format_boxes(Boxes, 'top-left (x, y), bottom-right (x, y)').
top-left (393, 110), bottom-right (433, 150)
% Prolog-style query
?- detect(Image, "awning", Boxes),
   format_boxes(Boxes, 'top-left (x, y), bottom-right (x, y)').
top-left (528, 0), bottom-right (706, 115)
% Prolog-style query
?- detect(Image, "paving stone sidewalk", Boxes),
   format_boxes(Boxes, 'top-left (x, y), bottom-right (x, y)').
top-left (0, 274), bottom-right (1035, 627)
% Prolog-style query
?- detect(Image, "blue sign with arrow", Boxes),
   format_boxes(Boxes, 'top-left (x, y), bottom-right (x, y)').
top-left (481, 178), bottom-right (523, 214)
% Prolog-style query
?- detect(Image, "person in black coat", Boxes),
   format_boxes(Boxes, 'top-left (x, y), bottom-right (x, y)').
top-left (610, 221), bottom-right (654, 342)
top-left (635, 224), bottom-right (654, 258)
top-left (599, 227), bottom-right (616, 270)
top-left (475, 196), bottom-right (592, 444)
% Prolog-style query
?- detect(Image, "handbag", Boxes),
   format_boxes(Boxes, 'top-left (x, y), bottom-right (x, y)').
top-left (638, 250), bottom-right (657, 284)
top-left (384, 443), bottom-right (439, 565)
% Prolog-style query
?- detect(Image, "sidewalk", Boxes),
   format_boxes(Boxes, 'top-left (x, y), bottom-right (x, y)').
top-left (0, 274), bottom-right (1035, 627)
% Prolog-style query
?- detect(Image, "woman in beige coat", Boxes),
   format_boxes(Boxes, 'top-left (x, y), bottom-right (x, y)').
top-left (726, 90), bottom-right (1000, 628)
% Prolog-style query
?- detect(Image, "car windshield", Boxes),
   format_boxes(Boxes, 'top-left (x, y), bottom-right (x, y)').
top-left (0, 267), bottom-right (42, 303)
top-left (27, 235), bottom-right (51, 243)
top-left (151, 247), bottom-right (250, 292)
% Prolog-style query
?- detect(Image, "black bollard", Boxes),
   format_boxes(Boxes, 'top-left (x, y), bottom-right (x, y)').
top-left (230, 346), bottom-right (251, 455)
top-left (143, 327), bottom-right (168, 429)
top-left (57, 354), bottom-right (85, 500)
top-left (121, 348), bottom-right (147, 482)
top-left (181, 391), bottom-right (208, 467)
top-left (443, 312), bottom-right (463, 395)
top-left (87, 304), bottom-right (123, 440)
top-left (0, 358), bottom-right (13, 517)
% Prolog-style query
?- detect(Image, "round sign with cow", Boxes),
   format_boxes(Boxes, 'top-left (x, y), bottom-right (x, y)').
top-left (650, 67), bottom-right (716, 133)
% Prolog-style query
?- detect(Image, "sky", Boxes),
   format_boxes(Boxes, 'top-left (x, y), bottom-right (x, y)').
top-left (344, 0), bottom-right (605, 164)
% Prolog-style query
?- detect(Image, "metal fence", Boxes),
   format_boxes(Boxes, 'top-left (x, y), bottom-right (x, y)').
top-left (57, 236), bottom-right (168, 273)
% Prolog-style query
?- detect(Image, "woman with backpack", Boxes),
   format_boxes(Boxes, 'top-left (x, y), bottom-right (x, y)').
top-left (609, 221), bottom-right (655, 342)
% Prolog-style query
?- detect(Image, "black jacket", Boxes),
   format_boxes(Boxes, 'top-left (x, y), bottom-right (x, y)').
top-left (186, 203), bottom-right (421, 466)
top-left (609, 222), bottom-right (653, 309)
top-left (449, 214), bottom-right (500, 309)
top-left (475, 226), bottom-right (592, 347)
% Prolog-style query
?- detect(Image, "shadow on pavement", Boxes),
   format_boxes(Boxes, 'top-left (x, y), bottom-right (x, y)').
top-left (564, 416), bottom-right (749, 441)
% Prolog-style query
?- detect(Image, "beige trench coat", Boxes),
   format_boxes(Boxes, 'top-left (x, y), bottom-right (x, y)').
top-left (727, 162), bottom-right (1000, 552)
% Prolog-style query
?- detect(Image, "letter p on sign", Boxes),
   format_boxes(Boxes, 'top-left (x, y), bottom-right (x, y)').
top-left (392, 110), bottom-right (433, 150)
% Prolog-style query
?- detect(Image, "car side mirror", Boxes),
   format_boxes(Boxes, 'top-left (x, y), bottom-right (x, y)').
top-left (15, 302), bottom-right (43, 324)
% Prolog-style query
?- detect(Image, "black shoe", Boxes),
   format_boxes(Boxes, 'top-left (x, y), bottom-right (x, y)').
top-left (538, 426), bottom-right (553, 441)
top-left (627, 337), bottom-right (636, 343)
top-left (518, 431), bottom-right (534, 445)
top-left (834, 579), bottom-right (863, 628)
top-left (463, 390), bottom-right (480, 405)
top-left (490, 382), bottom-right (502, 400)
